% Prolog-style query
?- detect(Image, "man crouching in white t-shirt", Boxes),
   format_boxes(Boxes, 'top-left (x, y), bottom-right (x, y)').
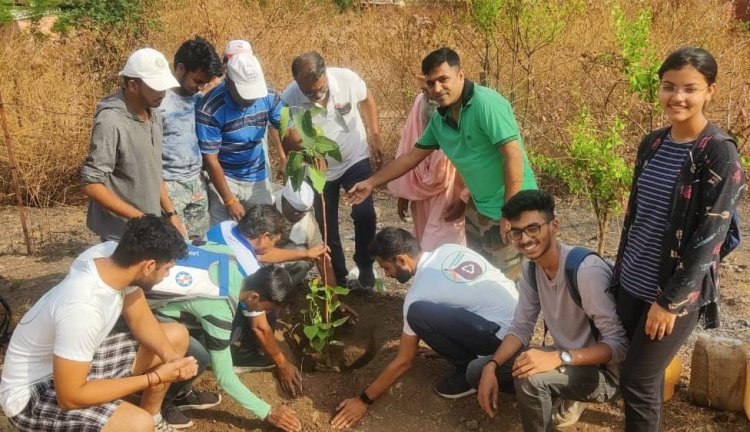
top-left (331, 227), bottom-right (518, 429)
top-left (0, 215), bottom-right (198, 432)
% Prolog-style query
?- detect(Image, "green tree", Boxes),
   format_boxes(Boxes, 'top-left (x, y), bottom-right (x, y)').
top-left (533, 108), bottom-right (631, 254)
top-left (613, 4), bottom-right (660, 107)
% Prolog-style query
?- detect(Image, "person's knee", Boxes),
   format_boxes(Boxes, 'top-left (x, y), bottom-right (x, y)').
top-left (514, 373), bottom-right (546, 399)
top-left (103, 404), bottom-right (154, 432)
top-left (161, 322), bottom-right (190, 356)
top-left (465, 357), bottom-right (490, 389)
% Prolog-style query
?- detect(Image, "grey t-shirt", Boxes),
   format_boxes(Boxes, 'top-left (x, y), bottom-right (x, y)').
top-left (80, 91), bottom-right (163, 240)
top-left (160, 89), bottom-right (203, 181)
top-left (508, 244), bottom-right (628, 378)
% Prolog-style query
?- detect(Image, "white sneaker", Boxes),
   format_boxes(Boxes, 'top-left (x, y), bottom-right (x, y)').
top-left (551, 399), bottom-right (587, 428)
top-left (155, 418), bottom-right (177, 432)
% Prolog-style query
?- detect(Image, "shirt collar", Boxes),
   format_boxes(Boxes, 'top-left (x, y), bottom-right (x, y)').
top-left (436, 79), bottom-right (475, 117)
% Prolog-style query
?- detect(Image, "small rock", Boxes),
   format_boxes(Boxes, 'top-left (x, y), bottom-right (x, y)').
top-left (459, 417), bottom-right (466, 423)
top-left (466, 419), bottom-right (479, 430)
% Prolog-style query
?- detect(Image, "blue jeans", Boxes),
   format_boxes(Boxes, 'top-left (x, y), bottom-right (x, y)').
top-left (313, 158), bottom-right (376, 286)
top-left (406, 301), bottom-right (504, 373)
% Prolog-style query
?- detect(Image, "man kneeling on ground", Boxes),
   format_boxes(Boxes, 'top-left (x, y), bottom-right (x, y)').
top-left (331, 227), bottom-right (518, 429)
top-left (469, 190), bottom-right (627, 431)
top-left (0, 215), bottom-right (197, 432)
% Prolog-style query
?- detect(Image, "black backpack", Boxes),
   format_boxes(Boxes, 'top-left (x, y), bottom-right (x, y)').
top-left (0, 295), bottom-right (12, 346)
top-left (526, 247), bottom-right (614, 344)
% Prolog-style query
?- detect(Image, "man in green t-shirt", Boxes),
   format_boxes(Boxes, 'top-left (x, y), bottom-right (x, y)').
top-left (348, 47), bottom-right (537, 280)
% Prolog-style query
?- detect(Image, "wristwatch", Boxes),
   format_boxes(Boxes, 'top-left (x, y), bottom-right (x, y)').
top-left (559, 350), bottom-right (573, 366)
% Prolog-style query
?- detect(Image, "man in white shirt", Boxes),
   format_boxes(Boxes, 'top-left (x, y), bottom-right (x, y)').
top-left (330, 227), bottom-right (518, 429)
top-left (281, 52), bottom-right (384, 291)
top-left (0, 215), bottom-right (197, 432)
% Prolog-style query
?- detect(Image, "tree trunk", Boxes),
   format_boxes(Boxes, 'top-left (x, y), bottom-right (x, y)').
top-left (596, 211), bottom-right (609, 255)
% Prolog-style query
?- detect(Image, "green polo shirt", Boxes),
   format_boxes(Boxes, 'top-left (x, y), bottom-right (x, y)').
top-left (416, 81), bottom-right (537, 219)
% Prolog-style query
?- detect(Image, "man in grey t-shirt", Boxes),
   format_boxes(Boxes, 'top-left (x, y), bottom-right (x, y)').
top-left (81, 48), bottom-right (185, 241)
top-left (467, 190), bottom-right (628, 431)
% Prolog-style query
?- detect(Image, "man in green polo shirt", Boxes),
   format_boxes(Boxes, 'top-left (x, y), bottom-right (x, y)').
top-left (348, 47), bottom-right (536, 280)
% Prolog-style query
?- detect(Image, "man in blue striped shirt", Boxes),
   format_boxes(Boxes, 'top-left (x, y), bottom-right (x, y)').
top-left (197, 51), bottom-right (297, 225)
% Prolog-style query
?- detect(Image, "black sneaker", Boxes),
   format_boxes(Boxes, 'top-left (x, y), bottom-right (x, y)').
top-left (174, 388), bottom-right (222, 411)
top-left (162, 402), bottom-right (193, 429)
top-left (231, 348), bottom-right (276, 373)
top-left (434, 372), bottom-right (478, 399)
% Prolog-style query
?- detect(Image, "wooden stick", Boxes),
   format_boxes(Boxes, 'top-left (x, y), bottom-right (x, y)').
top-left (0, 90), bottom-right (34, 255)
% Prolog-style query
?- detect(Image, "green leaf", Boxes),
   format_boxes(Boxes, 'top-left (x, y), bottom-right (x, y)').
top-left (311, 338), bottom-right (326, 352)
top-left (315, 136), bottom-right (342, 162)
top-left (286, 152), bottom-right (306, 191)
top-left (332, 316), bottom-right (349, 327)
top-left (319, 322), bottom-right (332, 330)
top-left (279, 106), bottom-right (290, 139)
top-left (307, 166), bottom-right (327, 193)
top-left (331, 285), bottom-right (350, 296)
top-left (303, 325), bottom-right (319, 340)
top-left (292, 110), bottom-right (317, 148)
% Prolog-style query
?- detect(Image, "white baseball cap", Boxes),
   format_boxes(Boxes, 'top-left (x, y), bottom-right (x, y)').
top-left (224, 39), bottom-right (253, 61)
top-left (226, 52), bottom-right (268, 100)
top-left (282, 179), bottom-right (315, 212)
top-left (118, 48), bottom-right (179, 91)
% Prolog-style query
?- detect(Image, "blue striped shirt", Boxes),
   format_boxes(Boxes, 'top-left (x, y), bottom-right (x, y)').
top-left (620, 139), bottom-right (692, 302)
top-left (196, 82), bottom-right (283, 182)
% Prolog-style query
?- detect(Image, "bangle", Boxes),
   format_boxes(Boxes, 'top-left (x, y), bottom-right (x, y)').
top-left (153, 371), bottom-right (163, 386)
top-left (224, 196), bottom-right (239, 207)
top-left (487, 359), bottom-right (500, 368)
top-left (146, 372), bottom-right (153, 387)
top-left (359, 390), bottom-right (374, 405)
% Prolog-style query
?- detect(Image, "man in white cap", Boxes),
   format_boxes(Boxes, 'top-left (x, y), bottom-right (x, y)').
top-left (197, 49), bottom-right (298, 226)
top-left (82, 47), bottom-right (187, 241)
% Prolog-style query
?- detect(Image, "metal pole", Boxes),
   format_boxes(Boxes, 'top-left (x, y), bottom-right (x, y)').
top-left (0, 90), bottom-right (34, 255)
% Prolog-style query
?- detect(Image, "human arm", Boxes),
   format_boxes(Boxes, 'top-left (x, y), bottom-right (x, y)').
top-left (81, 183), bottom-right (145, 219)
top-left (160, 181), bottom-right (187, 237)
top-left (358, 88), bottom-right (384, 170)
top-left (122, 289), bottom-right (182, 362)
top-left (202, 153), bottom-right (245, 221)
top-left (248, 312), bottom-right (301, 396)
top-left (498, 140), bottom-right (524, 203)
top-left (347, 147), bottom-right (433, 205)
top-left (476, 334), bottom-right (524, 417)
top-left (256, 244), bottom-right (328, 264)
top-left (331, 333), bottom-right (419, 428)
top-left (267, 127), bottom-right (288, 182)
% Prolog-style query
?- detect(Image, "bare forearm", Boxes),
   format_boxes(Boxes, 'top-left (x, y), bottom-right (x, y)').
top-left (252, 327), bottom-right (287, 365)
top-left (82, 183), bottom-right (143, 219)
top-left (57, 374), bottom-right (150, 409)
top-left (160, 182), bottom-right (176, 213)
top-left (359, 93), bottom-right (380, 137)
top-left (364, 358), bottom-right (412, 400)
top-left (492, 334), bottom-right (524, 365)
top-left (569, 342), bottom-right (612, 366)
top-left (257, 247), bottom-right (308, 264)
top-left (500, 141), bottom-right (524, 202)
top-left (203, 156), bottom-right (234, 202)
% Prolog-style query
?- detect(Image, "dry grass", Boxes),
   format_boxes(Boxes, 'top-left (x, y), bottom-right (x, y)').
top-left (0, 0), bottom-right (749, 209)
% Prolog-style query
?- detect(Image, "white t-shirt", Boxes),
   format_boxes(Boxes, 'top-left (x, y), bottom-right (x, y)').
top-left (281, 67), bottom-right (370, 181)
top-left (272, 189), bottom-right (322, 247)
top-left (402, 244), bottom-right (518, 340)
top-left (0, 243), bottom-right (135, 417)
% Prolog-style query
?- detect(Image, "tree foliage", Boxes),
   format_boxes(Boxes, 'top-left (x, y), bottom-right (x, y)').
top-left (613, 4), bottom-right (660, 105)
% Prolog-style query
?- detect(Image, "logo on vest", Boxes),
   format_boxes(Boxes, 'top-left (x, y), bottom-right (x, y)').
top-left (441, 250), bottom-right (485, 283)
top-left (175, 271), bottom-right (193, 287)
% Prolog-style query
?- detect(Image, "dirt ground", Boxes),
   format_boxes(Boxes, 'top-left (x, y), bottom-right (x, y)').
top-left (0, 190), bottom-right (749, 431)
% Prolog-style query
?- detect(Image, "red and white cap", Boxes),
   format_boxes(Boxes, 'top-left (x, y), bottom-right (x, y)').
top-left (224, 39), bottom-right (253, 61)
top-left (118, 48), bottom-right (179, 91)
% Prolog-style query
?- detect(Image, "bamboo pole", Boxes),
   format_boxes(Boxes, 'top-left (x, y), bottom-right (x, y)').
top-left (0, 90), bottom-right (34, 255)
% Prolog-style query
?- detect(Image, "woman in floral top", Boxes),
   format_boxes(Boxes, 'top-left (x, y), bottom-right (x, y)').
top-left (614, 47), bottom-right (746, 431)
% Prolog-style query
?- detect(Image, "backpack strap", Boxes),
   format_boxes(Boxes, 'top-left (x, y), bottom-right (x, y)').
top-left (564, 247), bottom-right (612, 342)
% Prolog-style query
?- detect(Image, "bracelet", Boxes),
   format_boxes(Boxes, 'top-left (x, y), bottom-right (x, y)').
top-left (487, 359), bottom-right (501, 368)
top-left (224, 196), bottom-right (239, 207)
top-left (146, 372), bottom-right (152, 387)
top-left (153, 371), bottom-right (163, 386)
top-left (359, 390), bottom-right (374, 405)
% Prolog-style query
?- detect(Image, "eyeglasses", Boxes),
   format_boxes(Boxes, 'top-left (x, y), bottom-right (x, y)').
top-left (508, 221), bottom-right (550, 241)
top-left (658, 84), bottom-right (708, 96)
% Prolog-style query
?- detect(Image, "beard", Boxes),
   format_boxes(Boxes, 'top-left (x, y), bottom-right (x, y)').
top-left (419, 98), bottom-right (439, 130)
top-left (394, 266), bottom-right (413, 284)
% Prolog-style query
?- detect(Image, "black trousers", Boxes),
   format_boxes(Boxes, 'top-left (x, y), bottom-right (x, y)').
top-left (313, 158), bottom-right (376, 286)
top-left (617, 290), bottom-right (700, 432)
top-left (406, 301), bottom-right (503, 372)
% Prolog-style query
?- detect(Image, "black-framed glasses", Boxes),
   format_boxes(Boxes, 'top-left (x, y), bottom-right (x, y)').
top-left (508, 221), bottom-right (550, 241)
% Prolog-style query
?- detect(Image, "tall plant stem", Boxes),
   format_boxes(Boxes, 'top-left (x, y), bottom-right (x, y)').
top-left (320, 190), bottom-right (331, 324)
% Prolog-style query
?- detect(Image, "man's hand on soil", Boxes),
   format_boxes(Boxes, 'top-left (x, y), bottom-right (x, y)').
top-left (338, 302), bottom-right (359, 324)
top-left (267, 404), bottom-right (302, 432)
top-left (331, 397), bottom-right (368, 429)
top-left (477, 362), bottom-right (500, 418)
top-left (277, 362), bottom-right (302, 397)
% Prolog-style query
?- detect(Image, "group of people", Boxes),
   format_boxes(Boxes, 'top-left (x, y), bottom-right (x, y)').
top-left (0, 36), bottom-right (744, 432)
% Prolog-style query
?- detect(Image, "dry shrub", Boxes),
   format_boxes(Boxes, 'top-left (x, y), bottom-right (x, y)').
top-left (0, 0), bottom-right (748, 208)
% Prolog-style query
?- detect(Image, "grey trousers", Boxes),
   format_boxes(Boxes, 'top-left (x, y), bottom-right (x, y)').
top-left (467, 355), bottom-right (618, 432)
